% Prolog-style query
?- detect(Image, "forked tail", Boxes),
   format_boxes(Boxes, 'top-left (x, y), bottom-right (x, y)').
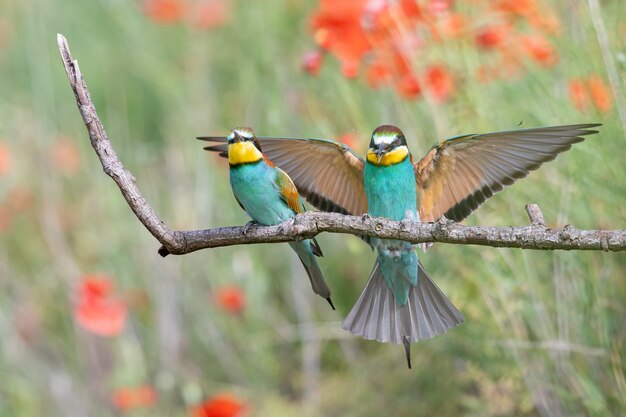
top-left (342, 261), bottom-right (463, 367)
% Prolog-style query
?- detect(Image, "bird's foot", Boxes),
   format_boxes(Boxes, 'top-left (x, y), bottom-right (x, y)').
top-left (435, 215), bottom-right (454, 226)
top-left (242, 220), bottom-right (258, 236)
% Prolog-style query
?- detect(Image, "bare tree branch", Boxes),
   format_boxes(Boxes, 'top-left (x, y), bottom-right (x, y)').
top-left (57, 34), bottom-right (183, 250)
top-left (56, 34), bottom-right (626, 258)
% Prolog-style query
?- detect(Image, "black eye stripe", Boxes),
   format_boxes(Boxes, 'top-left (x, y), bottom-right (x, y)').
top-left (227, 136), bottom-right (253, 144)
top-left (369, 134), bottom-right (406, 149)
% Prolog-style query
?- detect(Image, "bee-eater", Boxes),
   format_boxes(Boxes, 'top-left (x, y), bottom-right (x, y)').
top-left (200, 123), bottom-right (600, 367)
top-left (203, 127), bottom-right (334, 310)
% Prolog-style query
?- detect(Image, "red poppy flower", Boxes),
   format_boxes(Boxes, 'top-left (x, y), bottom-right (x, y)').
top-left (214, 285), bottom-right (245, 315)
top-left (74, 275), bottom-right (127, 337)
top-left (425, 64), bottom-right (455, 102)
top-left (301, 50), bottom-right (324, 76)
top-left (398, 0), bottom-right (422, 19)
top-left (310, 0), bottom-right (372, 77)
top-left (588, 75), bottom-right (612, 113)
top-left (143, 0), bottom-right (186, 24)
top-left (520, 34), bottom-right (557, 67)
top-left (112, 385), bottom-right (157, 410)
top-left (475, 25), bottom-right (509, 49)
top-left (568, 78), bottom-right (589, 112)
top-left (192, 393), bottom-right (246, 417)
top-left (568, 75), bottom-right (612, 113)
top-left (395, 73), bottom-right (422, 99)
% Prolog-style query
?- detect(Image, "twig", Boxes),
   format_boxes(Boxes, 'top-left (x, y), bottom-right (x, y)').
top-left (57, 34), bottom-right (183, 250)
top-left (525, 203), bottom-right (545, 226)
top-left (56, 34), bottom-right (626, 257)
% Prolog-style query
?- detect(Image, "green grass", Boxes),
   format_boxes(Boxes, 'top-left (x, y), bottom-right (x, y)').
top-left (0, 0), bottom-right (625, 416)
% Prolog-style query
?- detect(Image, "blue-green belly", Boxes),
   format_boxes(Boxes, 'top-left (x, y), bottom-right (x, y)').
top-left (364, 158), bottom-right (419, 304)
top-left (364, 158), bottom-right (418, 233)
top-left (229, 161), bottom-right (319, 271)
top-left (229, 162), bottom-right (294, 226)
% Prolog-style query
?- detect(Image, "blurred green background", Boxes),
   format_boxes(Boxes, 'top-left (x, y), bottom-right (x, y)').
top-left (1, 0), bottom-right (625, 416)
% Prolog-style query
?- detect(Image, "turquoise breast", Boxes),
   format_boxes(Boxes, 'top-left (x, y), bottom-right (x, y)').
top-left (229, 161), bottom-right (294, 226)
top-left (364, 158), bottom-right (418, 221)
top-left (364, 157), bottom-right (419, 304)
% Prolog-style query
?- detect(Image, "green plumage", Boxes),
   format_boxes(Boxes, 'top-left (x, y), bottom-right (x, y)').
top-left (364, 154), bottom-right (418, 305)
top-left (228, 145), bottom-right (332, 307)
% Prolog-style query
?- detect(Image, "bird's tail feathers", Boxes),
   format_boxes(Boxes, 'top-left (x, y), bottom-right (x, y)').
top-left (310, 237), bottom-right (323, 257)
top-left (290, 241), bottom-right (334, 310)
top-left (342, 261), bottom-right (463, 345)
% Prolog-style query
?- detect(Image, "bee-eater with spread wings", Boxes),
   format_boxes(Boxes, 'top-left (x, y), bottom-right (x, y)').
top-left (200, 123), bottom-right (600, 367)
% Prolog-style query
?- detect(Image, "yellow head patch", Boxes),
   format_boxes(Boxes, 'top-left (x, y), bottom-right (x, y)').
top-left (367, 145), bottom-right (409, 166)
top-left (228, 141), bottom-right (263, 166)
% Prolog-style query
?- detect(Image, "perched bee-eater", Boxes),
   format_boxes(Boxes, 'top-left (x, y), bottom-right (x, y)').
top-left (200, 123), bottom-right (600, 367)
top-left (203, 127), bottom-right (334, 309)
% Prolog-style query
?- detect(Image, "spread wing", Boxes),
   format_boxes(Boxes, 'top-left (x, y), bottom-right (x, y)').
top-left (199, 136), bottom-right (368, 216)
top-left (199, 137), bottom-right (229, 157)
top-left (414, 124), bottom-right (601, 222)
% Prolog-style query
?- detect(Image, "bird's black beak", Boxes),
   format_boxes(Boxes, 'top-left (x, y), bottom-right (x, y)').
top-left (374, 143), bottom-right (387, 163)
top-left (232, 131), bottom-right (244, 143)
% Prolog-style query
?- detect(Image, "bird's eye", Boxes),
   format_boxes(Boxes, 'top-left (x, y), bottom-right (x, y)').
top-left (238, 132), bottom-right (253, 142)
top-left (392, 137), bottom-right (401, 147)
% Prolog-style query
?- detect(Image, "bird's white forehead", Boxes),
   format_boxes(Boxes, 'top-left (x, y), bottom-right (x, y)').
top-left (372, 132), bottom-right (398, 146)
top-left (228, 128), bottom-right (254, 140)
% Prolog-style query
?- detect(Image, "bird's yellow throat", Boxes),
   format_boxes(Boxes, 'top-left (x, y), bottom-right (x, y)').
top-left (228, 141), bottom-right (263, 166)
top-left (367, 145), bottom-right (409, 166)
